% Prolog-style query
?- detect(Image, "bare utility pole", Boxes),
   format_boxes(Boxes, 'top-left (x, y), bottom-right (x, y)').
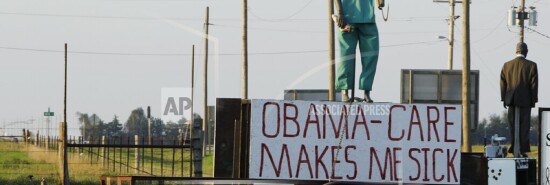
top-left (434, 0), bottom-right (460, 70)
top-left (461, 0), bottom-right (471, 152)
top-left (328, 0), bottom-right (335, 101)
top-left (242, 0), bottom-right (248, 100)
top-left (60, 43), bottom-right (69, 185)
top-left (190, 45), bottom-right (195, 176)
top-left (203, 6), bottom-right (209, 157)
top-left (448, 0), bottom-right (456, 70)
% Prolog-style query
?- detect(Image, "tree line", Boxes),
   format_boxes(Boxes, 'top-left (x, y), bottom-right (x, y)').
top-left (77, 107), bottom-right (200, 141)
top-left (77, 108), bottom-right (539, 146)
top-left (470, 111), bottom-right (539, 145)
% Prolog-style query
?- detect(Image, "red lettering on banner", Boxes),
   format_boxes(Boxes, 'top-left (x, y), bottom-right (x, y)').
top-left (296, 144), bottom-right (313, 178)
top-left (321, 105), bottom-right (328, 139)
top-left (324, 105), bottom-right (349, 139)
top-left (408, 106), bottom-right (424, 141)
top-left (388, 105), bottom-right (406, 141)
top-left (315, 145), bottom-right (329, 179)
top-left (369, 147), bottom-right (394, 181)
top-left (422, 148), bottom-right (430, 182)
top-left (284, 103), bottom-right (300, 137)
top-left (260, 143), bottom-right (293, 178)
top-left (392, 147), bottom-right (402, 181)
top-left (447, 149), bottom-right (458, 183)
top-left (427, 106), bottom-right (441, 142)
top-left (432, 148), bottom-right (444, 182)
top-left (263, 102), bottom-right (280, 138)
top-left (330, 146), bottom-right (343, 180)
top-left (345, 146), bottom-right (357, 180)
top-left (304, 104), bottom-right (321, 139)
top-left (352, 106), bottom-right (370, 140)
top-left (444, 107), bottom-right (457, 142)
top-left (408, 148), bottom-right (421, 181)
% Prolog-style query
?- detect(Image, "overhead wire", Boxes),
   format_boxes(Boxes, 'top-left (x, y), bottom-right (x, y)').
top-left (0, 40), bottom-right (444, 57)
top-left (0, 46), bottom-right (326, 56)
top-left (525, 26), bottom-right (550, 39)
top-left (247, 0), bottom-right (314, 22)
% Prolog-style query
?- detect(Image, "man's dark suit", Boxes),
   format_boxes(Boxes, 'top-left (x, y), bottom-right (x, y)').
top-left (500, 56), bottom-right (538, 154)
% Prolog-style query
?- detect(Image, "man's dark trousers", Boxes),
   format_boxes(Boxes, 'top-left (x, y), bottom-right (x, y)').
top-left (508, 106), bottom-right (531, 154)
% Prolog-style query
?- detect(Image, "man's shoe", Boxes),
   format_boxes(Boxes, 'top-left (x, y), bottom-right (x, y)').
top-left (364, 91), bottom-right (374, 103)
top-left (521, 153), bottom-right (528, 157)
top-left (342, 90), bottom-right (350, 102)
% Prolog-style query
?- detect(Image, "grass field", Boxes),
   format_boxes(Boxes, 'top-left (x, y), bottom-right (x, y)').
top-left (0, 140), bottom-right (213, 185)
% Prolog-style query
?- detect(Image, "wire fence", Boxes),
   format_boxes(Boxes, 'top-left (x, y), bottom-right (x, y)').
top-left (0, 125), bottom-right (205, 185)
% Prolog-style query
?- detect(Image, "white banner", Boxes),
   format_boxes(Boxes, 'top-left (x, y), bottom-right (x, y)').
top-left (249, 100), bottom-right (462, 184)
top-left (540, 108), bottom-right (550, 185)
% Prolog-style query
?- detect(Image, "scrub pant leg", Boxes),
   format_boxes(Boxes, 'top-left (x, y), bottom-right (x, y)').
top-left (357, 23), bottom-right (379, 91)
top-left (335, 23), bottom-right (379, 91)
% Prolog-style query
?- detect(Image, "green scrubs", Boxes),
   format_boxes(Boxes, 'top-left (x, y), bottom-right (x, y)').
top-left (335, 0), bottom-right (380, 91)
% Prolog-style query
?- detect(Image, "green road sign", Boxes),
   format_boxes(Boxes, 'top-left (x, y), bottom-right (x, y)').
top-left (44, 112), bottom-right (54, 116)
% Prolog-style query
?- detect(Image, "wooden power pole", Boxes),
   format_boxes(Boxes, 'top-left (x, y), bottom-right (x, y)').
top-left (328, 0), bottom-right (335, 101)
top-left (519, 0), bottom-right (526, 43)
top-left (448, 0), bottom-right (455, 70)
top-left (190, 45), bottom-right (195, 176)
top-left (60, 43), bottom-right (70, 185)
top-left (242, 0), bottom-right (249, 100)
top-left (202, 6), bottom-right (209, 157)
top-left (461, 0), bottom-right (471, 152)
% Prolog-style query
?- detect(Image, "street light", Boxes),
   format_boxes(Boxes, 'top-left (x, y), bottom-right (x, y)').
top-left (437, 35), bottom-right (454, 70)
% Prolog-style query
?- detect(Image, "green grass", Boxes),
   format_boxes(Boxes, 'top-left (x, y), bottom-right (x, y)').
top-left (0, 140), bottom-right (214, 185)
top-left (0, 142), bottom-right (60, 185)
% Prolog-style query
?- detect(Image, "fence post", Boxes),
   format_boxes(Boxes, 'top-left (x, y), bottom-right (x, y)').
top-left (22, 129), bottom-right (26, 143)
top-left (89, 136), bottom-right (93, 165)
top-left (127, 137), bottom-right (130, 173)
top-left (78, 136), bottom-right (82, 154)
top-left (193, 118), bottom-right (203, 177)
top-left (35, 131), bottom-right (39, 146)
top-left (172, 139), bottom-right (176, 177)
top-left (161, 139), bottom-right (164, 176)
top-left (101, 136), bottom-right (105, 168)
top-left (135, 135), bottom-right (140, 175)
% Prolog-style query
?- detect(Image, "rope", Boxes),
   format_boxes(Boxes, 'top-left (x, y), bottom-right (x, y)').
top-left (381, 3), bottom-right (390, 22)
top-left (328, 97), bottom-right (355, 182)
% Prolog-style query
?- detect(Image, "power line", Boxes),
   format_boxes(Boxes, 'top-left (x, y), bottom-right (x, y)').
top-left (248, 0), bottom-right (314, 22)
top-left (0, 40), bottom-right (443, 57)
top-left (525, 26), bottom-right (550, 39)
top-left (211, 23), bottom-right (326, 34)
top-left (0, 11), bottom-right (211, 21)
top-left (0, 11), bottom-right (323, 23)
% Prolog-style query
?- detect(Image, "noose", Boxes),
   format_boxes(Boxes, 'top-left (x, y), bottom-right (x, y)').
top-left (378, 0), bottom-right (390, 22)
top-left (381, 4), bottom-right (390, 22)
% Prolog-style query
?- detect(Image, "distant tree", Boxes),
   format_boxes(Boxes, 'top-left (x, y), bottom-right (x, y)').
top-left (164, 117), bottom-right (190, 139)
top-left (151, 118), bottom-right (165, 139)
top-left (104, 115), bottom-right (123, 137)
top-left (77, 112), bottom-right (90, 139)
top-left (89, 114), bottom-right (104, 138)
top-left (124, 108), bottom-right (148, 137)
top-left (471, 111), bottom-right (539, 145)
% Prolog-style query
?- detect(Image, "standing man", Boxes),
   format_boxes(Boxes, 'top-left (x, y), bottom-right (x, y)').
top-left (500, 42), bottom-right (538, 157)
top-left (334, 0), bottom-right (384, 102)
